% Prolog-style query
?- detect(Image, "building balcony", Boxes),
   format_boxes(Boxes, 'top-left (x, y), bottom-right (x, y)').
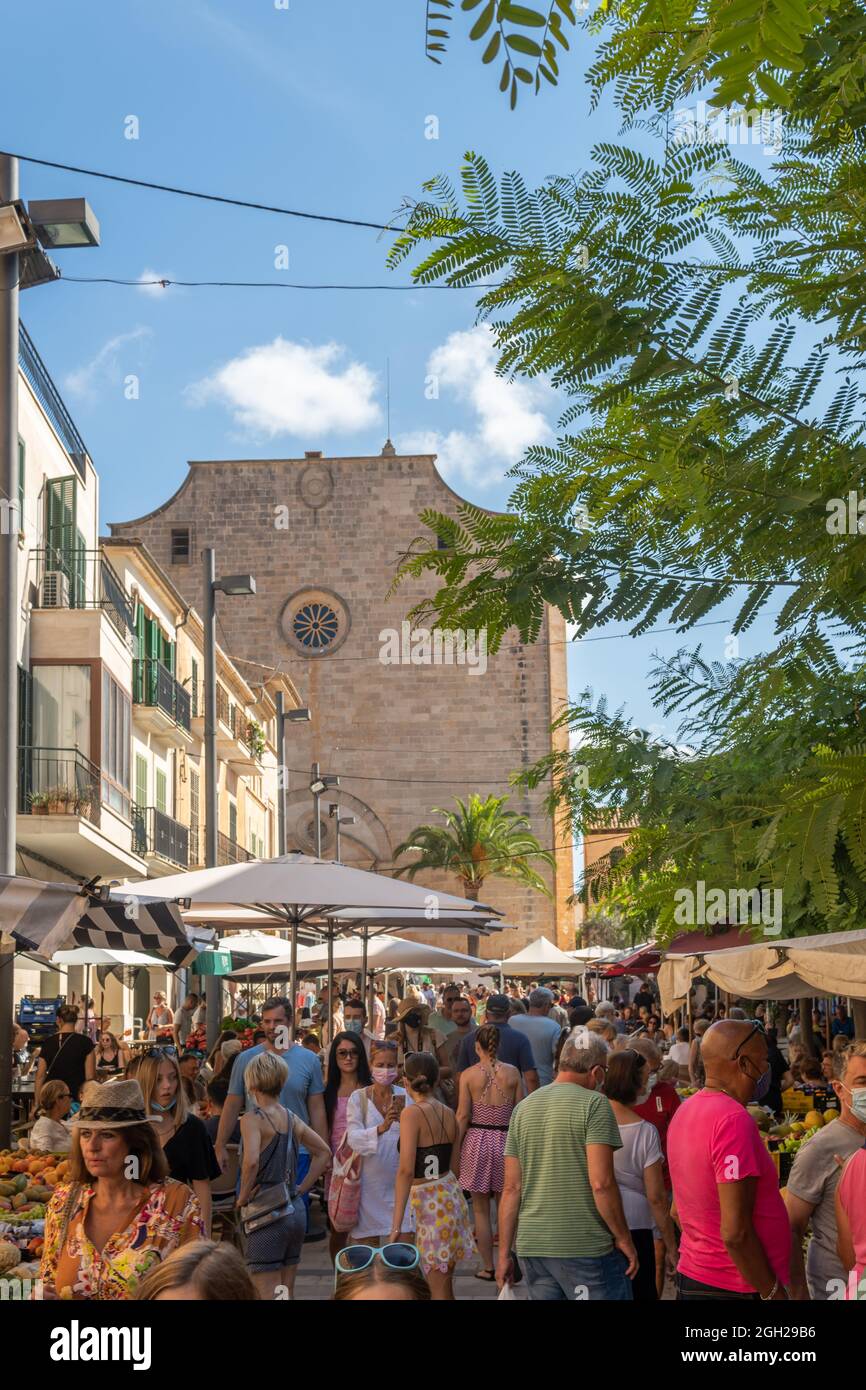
top-left (31, 548), bottom-right (135, 648)
top-left (132, 804), bottom-right (190, 873)
top-left (133, 659), bottom-right (193, 745)
top-left (218, 831), bottom-right (254, 866)
top-left (16, 746), bottom-right (146, 878)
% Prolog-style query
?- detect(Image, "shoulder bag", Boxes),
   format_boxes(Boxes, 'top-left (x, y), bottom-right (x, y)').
top-left (240, 1107), bottom-right (296, 1236)
top-left (327, 1088), bottom-right (368, 1233)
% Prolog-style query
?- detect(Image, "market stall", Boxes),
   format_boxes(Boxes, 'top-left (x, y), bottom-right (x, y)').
top-left (658, 926), bottom-right (866, 1015)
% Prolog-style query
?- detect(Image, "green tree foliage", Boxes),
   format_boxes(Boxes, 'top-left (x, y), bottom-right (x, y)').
top-left (393, 793), bottom-right (556, 900)
top-left (396, 2), bottom-right (866, 939)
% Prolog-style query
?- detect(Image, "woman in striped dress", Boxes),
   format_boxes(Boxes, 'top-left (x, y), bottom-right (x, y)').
top-left (456, 1025), bottom-right (523, 1282)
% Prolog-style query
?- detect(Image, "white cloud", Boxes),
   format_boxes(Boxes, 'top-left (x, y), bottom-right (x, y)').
top-left (403, 326), bottom-right (552, 489)
top-left (187, 337), bottom-right (382, 437)
top-left (64, 327), bottom-right (152, 399)
top-left (137, 269), bottom-right (175, 298)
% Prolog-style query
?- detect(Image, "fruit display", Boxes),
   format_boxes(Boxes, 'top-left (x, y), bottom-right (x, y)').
top-left (0, 1149), bottom-right (70, 1258)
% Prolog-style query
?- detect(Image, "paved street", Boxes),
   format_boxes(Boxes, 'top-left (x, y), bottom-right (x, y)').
top-left (293, 1199), bottom-right (502, 1301)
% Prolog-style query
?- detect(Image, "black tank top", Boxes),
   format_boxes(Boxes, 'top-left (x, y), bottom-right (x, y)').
top-left (400, 1102), bottom-right (452, 1180)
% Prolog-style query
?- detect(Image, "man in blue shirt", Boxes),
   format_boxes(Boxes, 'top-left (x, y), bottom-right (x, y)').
top-left (214, 996), bottom-right (327, 1233)
top-left (508, 988), bottom-right (564, 1086)
top-left (455, 994), bottom-right (539, 1090)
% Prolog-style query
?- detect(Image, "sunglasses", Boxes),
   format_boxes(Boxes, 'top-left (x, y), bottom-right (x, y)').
top-left (334, 1242), bottom-right (419, 1286)
top-left (336, 1049), bottom-right (359, 1059)
top-left (731, 1021), bottom-right (766, 1060)
top-left (143, 1045), bottom-right (178, 1060)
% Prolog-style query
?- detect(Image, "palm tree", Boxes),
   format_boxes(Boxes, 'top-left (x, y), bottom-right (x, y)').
top-left (393, 794), bottom-right (555, 955)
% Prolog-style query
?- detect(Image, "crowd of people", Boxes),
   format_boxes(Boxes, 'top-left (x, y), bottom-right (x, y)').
top-left (9, 977), bottom-right (866, 1302)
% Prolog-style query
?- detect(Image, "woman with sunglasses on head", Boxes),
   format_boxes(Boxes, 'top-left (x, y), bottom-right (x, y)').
top-left (389, 1052), bottom-right (475, 1300)
top-left (29, 1078), bottom-right (73, 1153)
top-left (333, 1243), bottom-right (431, 1300)
top-left (345, 1039), bottom-right (412, 1248)
top-left (39, 1077), bottom-right (203, 1300)
top-left (324, 1029), bottom-right (372, 1263)
top-left (128, 1049), bottom-right (220, 1237)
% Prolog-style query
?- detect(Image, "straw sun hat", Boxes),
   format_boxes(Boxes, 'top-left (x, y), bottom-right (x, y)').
top-left (394, 989), bottom-right (431, 1024)
top-left (71, 1078), bottom-right (162, 1128)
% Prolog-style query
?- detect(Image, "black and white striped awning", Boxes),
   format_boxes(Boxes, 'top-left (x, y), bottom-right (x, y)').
top-left (0, 875), bottom-right (211, 968)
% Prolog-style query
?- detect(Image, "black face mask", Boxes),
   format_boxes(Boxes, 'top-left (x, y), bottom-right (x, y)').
top-left (404, 1011), bottom-right (422, 1029)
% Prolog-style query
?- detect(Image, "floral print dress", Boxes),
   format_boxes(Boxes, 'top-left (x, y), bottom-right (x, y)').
top-left (40, 1179), bottom-right (204, 1299)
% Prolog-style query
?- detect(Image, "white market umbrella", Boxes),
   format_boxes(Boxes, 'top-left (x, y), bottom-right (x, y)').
top-left (52, 947), bottom-right (168, 967)
top-left (231, 933), bottom-right (493, 977)
top-left (216, 931), bottom-right (296, 959)
top-left (568, 946), bottom-right (622, 963)
top-left (112, 853), bottom-right (499, 1042)
top-left (501, 935), bottom-right (586, 976)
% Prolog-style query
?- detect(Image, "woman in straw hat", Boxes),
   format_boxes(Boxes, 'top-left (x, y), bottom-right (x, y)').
top-left (393, 989), bottom-right (452, 1095)
top-left (39, 1078), bottom-right (204, 1300)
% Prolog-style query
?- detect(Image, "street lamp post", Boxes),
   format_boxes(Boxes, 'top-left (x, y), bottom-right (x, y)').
top-left (328, 803), bottom-right (356, 865)
top-left (203, 548), bottom-right (255, 1051)
top-left (275, 696), bottom-right (311, 857)
top-left (309, 764), bottom-right (339, 858)
top-left (0, 155), bottom-right (99, 1147)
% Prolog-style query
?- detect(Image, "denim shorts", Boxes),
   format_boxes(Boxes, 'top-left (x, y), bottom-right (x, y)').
top-left (523, 1249), bottom-right (634, 1301)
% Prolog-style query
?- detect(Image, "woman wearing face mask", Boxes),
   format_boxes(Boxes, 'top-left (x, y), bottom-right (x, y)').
top-left (393, 990), bottom-right (452, 1096)
top-left (345, 1040), bottom-right (413, 1247)
top-left (324, 1029), bottom-right (372, 1262)
top-left (128, 1050), bottom-right (220, 1238)
top-left (625, 1037), bottom-right (682, 1296)
top-left (604, 1049), bottom-right (678, 1301)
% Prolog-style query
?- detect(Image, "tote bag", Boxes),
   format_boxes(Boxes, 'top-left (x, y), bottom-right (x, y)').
top-left (327, 1089), bottom-right (369, 1232)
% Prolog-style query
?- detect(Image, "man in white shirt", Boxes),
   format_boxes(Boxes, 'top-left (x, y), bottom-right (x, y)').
top-left (668, 1027), bottom-right (692, 1067)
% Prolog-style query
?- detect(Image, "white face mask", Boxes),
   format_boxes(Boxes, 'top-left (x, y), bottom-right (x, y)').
top-left (647, 1073), bottom-right (658, 1090)
top-left (635, 1087), bottom-right (651, 1105)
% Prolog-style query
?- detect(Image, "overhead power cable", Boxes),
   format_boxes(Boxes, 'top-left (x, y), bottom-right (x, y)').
top-left (2, 149), bottom-right (397, 232)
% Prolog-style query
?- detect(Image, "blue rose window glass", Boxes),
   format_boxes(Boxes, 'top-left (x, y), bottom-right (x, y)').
top-left (292, 602), bottom-right (339, 651)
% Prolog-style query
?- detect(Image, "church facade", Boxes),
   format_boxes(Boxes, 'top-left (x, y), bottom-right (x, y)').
top-left (110, 446), bottom-right (575, 957)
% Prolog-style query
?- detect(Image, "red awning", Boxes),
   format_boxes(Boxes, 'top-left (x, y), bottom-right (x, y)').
top-left (610, 945), bottom-right (661, 974)
top-left (665, 926), bottom-right (758, 956)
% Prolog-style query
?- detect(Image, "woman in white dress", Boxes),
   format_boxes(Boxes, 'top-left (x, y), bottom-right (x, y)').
top-left (345, 1040), bottom-right (413, 1245)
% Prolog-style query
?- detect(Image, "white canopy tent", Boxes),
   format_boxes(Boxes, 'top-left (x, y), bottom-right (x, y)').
top-left (112, 853), bottom-right (500, 1044)
top-left (500, 935), bottom-right (586, 976)
top-left (659, 927), bottom-right (866, 1016)
top-left (231, 933), bottom-right (493, 977)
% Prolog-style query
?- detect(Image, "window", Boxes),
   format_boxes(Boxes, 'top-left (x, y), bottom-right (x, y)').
top-left (101, 669), bottom-right (131, 818)
top-left (33, 665), bottom-right (91, 750)
top-left (171, 528), bottom-right (190, 564)
top-left (191, 658), bottom-right (199, 717)
top-left (292, 601), bottom-right (339, 650)
top-left (229, 801), bottom-right (238, 845)
top-left (155, 767), bottom-right (167, 814)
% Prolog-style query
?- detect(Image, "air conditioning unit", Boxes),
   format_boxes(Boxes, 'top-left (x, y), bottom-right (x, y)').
top-left (39, 571), bottom-right (70, 608)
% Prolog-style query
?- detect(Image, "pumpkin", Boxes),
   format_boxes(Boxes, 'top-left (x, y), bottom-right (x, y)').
top-left (0, 1242), bottom-right (21, 1273)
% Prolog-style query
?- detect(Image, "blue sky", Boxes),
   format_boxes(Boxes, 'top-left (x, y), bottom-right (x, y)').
top-left (7, 0), bottom-right (784, 738)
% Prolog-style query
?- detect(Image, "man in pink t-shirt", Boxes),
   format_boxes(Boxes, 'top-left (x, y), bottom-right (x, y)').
top-left (668, 1019), bottom-right (791, 1300)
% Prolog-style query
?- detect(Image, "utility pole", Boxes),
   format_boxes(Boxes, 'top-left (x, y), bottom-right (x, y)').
top-left (203, 549), bottom-right (255, 1051)
top-left (0, 154), bottom-right (19, 1149)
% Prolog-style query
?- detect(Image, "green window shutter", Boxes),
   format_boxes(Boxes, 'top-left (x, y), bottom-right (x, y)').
top-left (229, 802), bottom-right (237, 844)
top-left (45, 476), bottom-right (77, 576)
top-left (135, 754), bottom-right (148, 808)
top-left (191, 658), bottom-right (199, 717)
top-left (135, 605), bottom-right (146, 658)
top-left (155, 768), bottom-right (167, 813)
top-left (161, 634), bottom-right (174, 675)
top-left (17, 439), bottom-right (25, 527)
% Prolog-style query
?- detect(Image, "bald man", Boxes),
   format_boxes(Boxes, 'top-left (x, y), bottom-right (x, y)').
top-left (667, 1020), bottom-right (791, 1301)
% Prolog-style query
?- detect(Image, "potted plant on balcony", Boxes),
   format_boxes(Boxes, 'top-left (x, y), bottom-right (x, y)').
top-left (72, 789), bottom-right (94, 819)
top-left (245, 719), bottom-right (266, 761)
top-left (46, 787), bottom-right (73, 814)
top-left (28, 791), bottom-right (50, 816)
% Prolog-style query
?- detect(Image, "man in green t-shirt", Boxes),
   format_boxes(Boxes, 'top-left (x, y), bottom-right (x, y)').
top-left (498, 1032), bottom-right (637, 1300)
top-left (428, 983), bottom-right (461, 1037)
